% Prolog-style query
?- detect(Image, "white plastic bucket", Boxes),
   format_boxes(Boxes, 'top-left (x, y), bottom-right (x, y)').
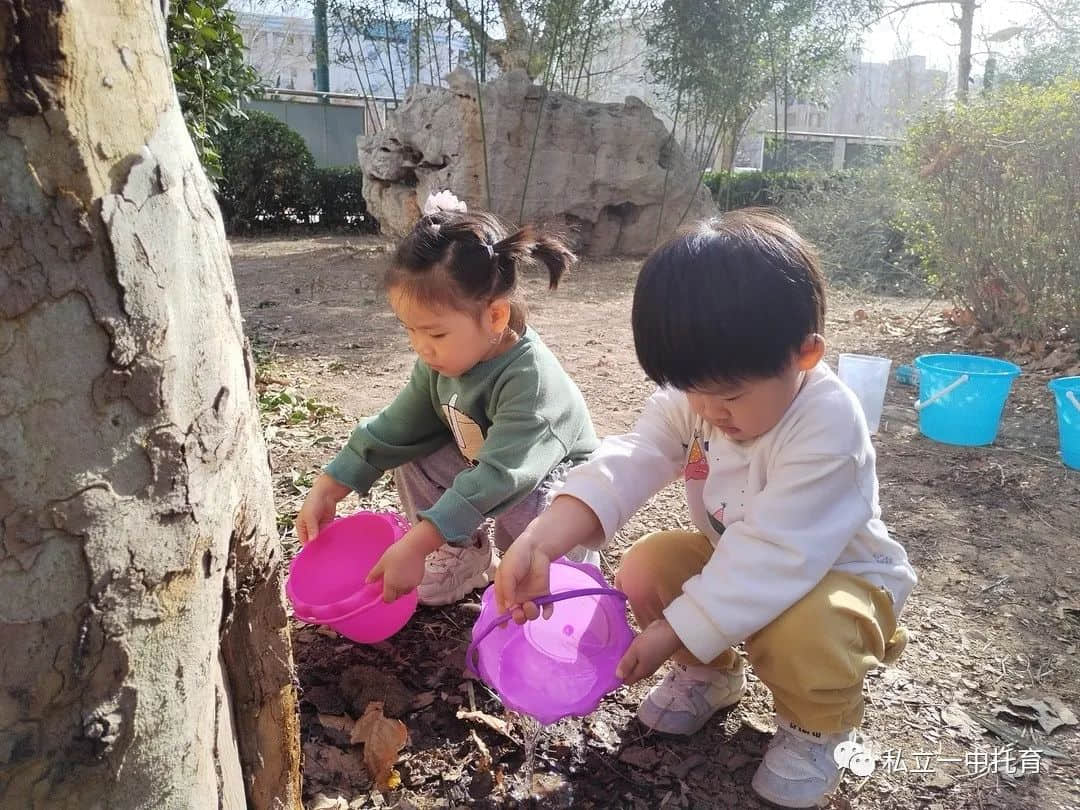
top-left (838, 353), bottom-right (892, 434)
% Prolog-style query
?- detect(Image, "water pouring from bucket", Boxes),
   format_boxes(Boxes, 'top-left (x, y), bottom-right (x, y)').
top-left (466, 559), bottom-right (634, 726)
top-left (467, 559), bottom-right (633, 798)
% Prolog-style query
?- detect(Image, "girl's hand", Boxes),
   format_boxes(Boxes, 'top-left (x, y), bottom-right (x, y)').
top-left (615, 619), bottom-right (682, 685)
top-left (366, 520), bottom-right (444, 602)
top-left (295, 474), bottom-right (352, 544)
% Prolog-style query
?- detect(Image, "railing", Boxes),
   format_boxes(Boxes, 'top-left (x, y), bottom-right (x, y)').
top-left (254, 87), bottom-right (402, 136)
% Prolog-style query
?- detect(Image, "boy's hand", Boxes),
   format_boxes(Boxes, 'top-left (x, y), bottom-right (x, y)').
top-left (495, 535), bottom-right (554, 623)
top-left (366, 520), bottom-right (444, 602)
top-left (295, 473), bottom-right (352, 544)
top-left (495, 495), bottom-right (606, 622)
top-left (615, 619), bottom-right (682, 685)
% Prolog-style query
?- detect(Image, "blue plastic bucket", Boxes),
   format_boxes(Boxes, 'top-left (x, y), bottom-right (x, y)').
top-left (1048, 376), bottom-right (1080, 470)
top-left (914, 354), bottom-right (1020, 446)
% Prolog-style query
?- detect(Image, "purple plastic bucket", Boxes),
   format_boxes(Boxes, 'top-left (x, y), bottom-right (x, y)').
top-left (467, 559), bottom-right (634, 725)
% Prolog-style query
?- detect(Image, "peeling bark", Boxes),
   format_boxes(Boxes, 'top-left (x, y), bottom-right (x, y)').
top-left (0, 2), bottom-right (300, 808)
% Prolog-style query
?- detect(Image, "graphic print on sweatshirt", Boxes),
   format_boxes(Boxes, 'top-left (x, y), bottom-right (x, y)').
top-left (707, 502), bottom-right (727, 537)
top-left (684, 431), bottom-right (728, 539)
top-left (684, 435), bottom-right (709, 480)
top-left (441, 393), bottom-right (484, 463)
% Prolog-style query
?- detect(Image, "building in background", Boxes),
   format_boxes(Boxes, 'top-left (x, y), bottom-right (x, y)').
top-left (235, 11), bottom-right (472, 164)
top-left (588, 22), bottom-right (948, 170)
top-left (235, 12), bottom-right (948, 171)
top-left (736, 53), bottom-right (948, 169)
top-left (236, 11), bottom-right (470, 97)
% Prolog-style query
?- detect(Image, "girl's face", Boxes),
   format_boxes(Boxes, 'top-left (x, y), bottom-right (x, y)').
top-left (389, 287), bottom-right (511, 378)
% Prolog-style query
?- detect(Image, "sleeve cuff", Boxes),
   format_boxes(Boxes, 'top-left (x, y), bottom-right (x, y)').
top-left (664, 593), bottom-right (734, 664)
top-left (324, 445), bottom-right (383, 494)
top-left (557, 471), bottom-right (625, 546)
top-left (419, 488), bottom-right (486, 545)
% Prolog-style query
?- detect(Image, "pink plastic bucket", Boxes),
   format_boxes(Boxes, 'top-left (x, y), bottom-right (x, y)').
top-left (286, 511), bottom-right (416, 643)
top-left (466, 559), bottom-right (633, 725)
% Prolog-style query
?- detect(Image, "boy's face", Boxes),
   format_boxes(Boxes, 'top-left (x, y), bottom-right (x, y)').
top-left (684, 336), bottom-right (825, 441)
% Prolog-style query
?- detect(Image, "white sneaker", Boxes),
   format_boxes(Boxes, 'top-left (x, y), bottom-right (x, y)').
top-left (566, 546), bottom-right (602, 568)
top-left (751, 717), bottom-right (855, 808)
top-left (637, 662), bottom-right (747, 735)
top-left (417, 540), bottom-right (497, 606)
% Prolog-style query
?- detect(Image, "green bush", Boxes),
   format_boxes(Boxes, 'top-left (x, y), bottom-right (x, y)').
top-left (899, 78), bottom-right (1080, 338)
top-left (219, 111), bottom-right (315, 230)
top-left (218, 113), bottom-right (377, 233)
top-left (310, 166), bottom-right (375, 231)
top-left (778, 163), bottom-right (924, 294)
top-left (168, 0), bottom-right (258, 180)
top-left (703, 170), bottom-right (847, 211)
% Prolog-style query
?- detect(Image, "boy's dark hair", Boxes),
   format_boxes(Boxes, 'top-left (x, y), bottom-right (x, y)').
top-left (632, 209), bottom-right (825, 389)
top-left (386, 210), bottom-right (575, 331)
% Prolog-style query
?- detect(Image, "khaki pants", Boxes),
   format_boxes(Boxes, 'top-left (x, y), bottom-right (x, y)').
top-left (615, 530), bottom-right (907, 733)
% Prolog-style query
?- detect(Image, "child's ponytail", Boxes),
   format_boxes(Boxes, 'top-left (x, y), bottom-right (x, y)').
top-left (492, 226), bottom-right (575, 292)
top-left (387, 198), bottom-right (576, 331)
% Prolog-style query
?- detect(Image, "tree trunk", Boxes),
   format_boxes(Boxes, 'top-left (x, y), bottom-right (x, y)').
top-left (0, 3), bottom-right (301, 809)
top-left (957, 0), bottom-right (976, 101)
top-left (449, 0), bottom-right (538, 76)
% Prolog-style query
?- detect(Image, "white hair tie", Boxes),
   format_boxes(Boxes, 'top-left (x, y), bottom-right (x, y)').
top-left (422, 190), bottom-right (467, 216)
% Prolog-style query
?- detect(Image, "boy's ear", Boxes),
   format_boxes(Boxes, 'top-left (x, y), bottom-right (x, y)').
top-left (796, 333), bottom-right (826, 371)
top-left (487, 298), bottom-right (512, 335)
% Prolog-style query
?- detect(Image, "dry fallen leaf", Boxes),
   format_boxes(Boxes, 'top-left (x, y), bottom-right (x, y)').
top-left (1031, 345), bottom-right (1077, 372)
top-left (1004, 696), bottom-right (1079, 735)
top-left (470, 728), bottom-right (492, 770)
top-left (456, 708), bottom-right (517, 741)
top-left (308, 794), bottom-right (349, 810)
top-left (351, 701), bottom-right (408, 790)
top-left (939, 701), bottom-right (984, 742)
top-left (411, 691), bottom-right (436, 711)
top-left (318, 714), bottom-right (355, 736)
top-left (618, 745), bottom-right (663, 769)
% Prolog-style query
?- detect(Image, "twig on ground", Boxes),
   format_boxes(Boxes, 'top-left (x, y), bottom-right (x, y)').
top-left (905, 286), bottom-right (946, 330)
top-left (589, 748), bottom-right (640, 785)
top-left (986, 445), bottom-right (1060, 466)
top-left (980, 575), bottom-right (1009, 594)
top-left (438, 609), bottom-right (461, 630)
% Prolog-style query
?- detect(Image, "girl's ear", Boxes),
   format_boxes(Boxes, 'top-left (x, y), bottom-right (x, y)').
top-left (796, 333), bottom-right (826, 371)
top-left (486, 297), bottom-right (512, 336)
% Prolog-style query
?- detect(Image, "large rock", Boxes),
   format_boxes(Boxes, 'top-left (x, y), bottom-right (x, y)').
top-left (357, 69), bottom-right (716, 255)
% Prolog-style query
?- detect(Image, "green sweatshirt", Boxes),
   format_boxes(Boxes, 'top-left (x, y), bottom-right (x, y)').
top-left (325, 327), bottom-right (598, 544)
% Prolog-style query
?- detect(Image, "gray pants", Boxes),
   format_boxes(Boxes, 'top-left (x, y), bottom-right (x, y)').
top-left (393, 442), bottom-right (595, 562)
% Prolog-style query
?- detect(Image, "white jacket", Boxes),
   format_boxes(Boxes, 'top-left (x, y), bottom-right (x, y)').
top-left (560, 362), bottom-right (917, 663)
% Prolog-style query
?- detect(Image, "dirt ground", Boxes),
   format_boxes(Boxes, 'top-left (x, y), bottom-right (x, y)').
top-left (232, 235), bottom-right (1080, 810)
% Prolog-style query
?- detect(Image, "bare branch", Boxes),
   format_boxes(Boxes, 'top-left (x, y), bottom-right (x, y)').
top-left (1011, 0), bottom-right (1080, 34)
top-left (869, 0), bottom-right (961, 26)
top-left (448, 0), bottom-right (509, 63)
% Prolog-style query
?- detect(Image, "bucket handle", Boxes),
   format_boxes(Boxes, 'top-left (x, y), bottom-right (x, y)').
top-left (914, 373), bottom-right (970, 411)
top-left (1067, 391), bottom-right (1080, 413)
top-left (465, 586), bottom-right (627, 675)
